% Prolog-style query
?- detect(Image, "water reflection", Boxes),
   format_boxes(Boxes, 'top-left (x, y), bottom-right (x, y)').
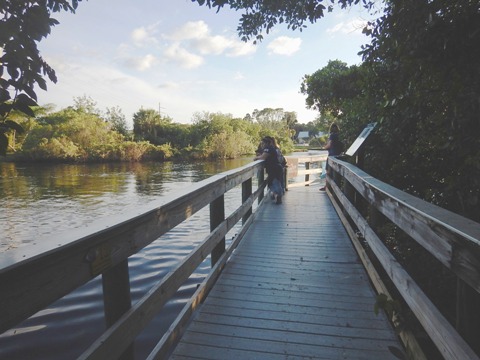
top-left (0, 159), bottom-right (253, 253)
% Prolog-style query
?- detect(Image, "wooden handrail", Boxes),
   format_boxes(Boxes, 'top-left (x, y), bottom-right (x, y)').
top-left (326, 156), bottom-right (480, 360)
top-left (284, 153), bottom-right (327, 187)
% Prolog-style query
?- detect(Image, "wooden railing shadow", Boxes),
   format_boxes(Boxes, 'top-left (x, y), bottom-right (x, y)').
top-left (326, 156), bottom-right (480, 360)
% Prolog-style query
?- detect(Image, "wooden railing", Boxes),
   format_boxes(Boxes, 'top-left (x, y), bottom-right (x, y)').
top-left (326, 156), bottom-right (480, 360)
top-left (284, 153), bottom-right (327, 188)
top-left (0, 154), bottom-right (327, 360)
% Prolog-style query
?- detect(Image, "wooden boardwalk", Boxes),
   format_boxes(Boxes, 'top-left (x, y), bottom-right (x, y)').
top-left (170, 186), bottom-right (404, 359)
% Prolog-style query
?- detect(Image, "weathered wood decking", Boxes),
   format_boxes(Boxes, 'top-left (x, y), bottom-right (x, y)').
top-left (170, 186), bottom-right (403, 359)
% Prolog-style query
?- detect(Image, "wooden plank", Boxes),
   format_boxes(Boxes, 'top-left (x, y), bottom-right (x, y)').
top-left (211, 281), bottom-right (377, 305)
top-left (176, 331), bottom-right (397, 360)
top-left (170, 187), bottom-right (403, 359)
top-left (184, 321), bottom-right (398, 351)
top-left (202, 297), bottom-right (390, 326)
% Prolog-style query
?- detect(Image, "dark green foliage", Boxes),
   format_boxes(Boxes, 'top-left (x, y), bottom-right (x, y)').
top-left (298, 1), bottom-right (480, 223)
top-left (360, 0), bottom-right (480, 222)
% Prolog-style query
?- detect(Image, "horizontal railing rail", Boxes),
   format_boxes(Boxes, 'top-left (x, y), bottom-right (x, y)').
top-left (285, 153), bottom-right (327, 188)
top-left (326, 156), bottom-right (480, 360)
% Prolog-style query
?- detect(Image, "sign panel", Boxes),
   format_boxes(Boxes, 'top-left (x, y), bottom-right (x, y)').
top-left (345, 122), bottom-right (377, 156)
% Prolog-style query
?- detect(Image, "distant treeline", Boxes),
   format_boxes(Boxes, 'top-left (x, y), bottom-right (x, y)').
top-left (4, 98), bottom-right (325, 163)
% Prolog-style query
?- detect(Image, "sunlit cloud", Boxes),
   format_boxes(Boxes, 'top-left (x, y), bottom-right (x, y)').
top-left (164, 43), bottom-right (204, 69)
top-left (227, 41), bottom-right (256, 57)
top-left (123, 54), bottom-right (157, 71)
top-left (169, 20), bottom-right (210, 41)
top-left (166, 20), bottom-right (256, 58)
top-left (192, 35), bottom-right (233, 55)
top-left (267, 36), bottom-right (302, 56)
top-left (131, 23), bottom-right (160, 46)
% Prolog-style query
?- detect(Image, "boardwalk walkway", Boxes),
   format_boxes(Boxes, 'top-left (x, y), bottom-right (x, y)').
top-left (170, 186), bottom-right (404, 359)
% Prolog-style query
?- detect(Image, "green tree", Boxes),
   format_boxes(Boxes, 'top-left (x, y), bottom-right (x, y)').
top-left (300, 60), bottom-right (374, 144)
top-left (73, 95), bottom-right (100, 115)
top-left (191, 111), bottom-right (234, 146)
top-left (191, 112), bottom-right (262, 158)
top-left (155, 122), bottom-right (191, 151)
top-left (301, 60), bottom-right (362, 117)
top-left (133, 108), bottom-right (165, 143)
top-left (22, 106), bottom-right (124, 161)
top-left (105, 106), bottom-right (130, 138)
top-left (247, 108), bottom-right (296, 152)
top-left (202, 130), bottom-right (255, 159)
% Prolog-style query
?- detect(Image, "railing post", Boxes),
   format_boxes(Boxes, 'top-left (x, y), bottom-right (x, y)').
top-left (242, 179), bottom-right (252, 224)
top-left (332, 162), bottom-right (342, 191)
top-left (257, 167), bottom-right (264, 204)
top-left (305, 161), bottom-right (310, 186)
top-left (102, 259), bottom-right (134, 360)
top-left (210, 195), bottom-right (225, 267)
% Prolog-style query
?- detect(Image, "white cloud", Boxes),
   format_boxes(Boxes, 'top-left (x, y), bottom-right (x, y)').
top-left (124, 54), bottom-right (157, 71)
top-left (170, 20), bottom-right (210, 41)
top-left (131, 27), bottom-right (150, 44)
top-left (267, 36), bottom-right (302, 56)
top-left (131, 23), bottom-right (160, 47)
top-left (327, 19), bottom-right (368, 35)
top-left (166, 20), bottom-right (256, 58)
top-left (164, 43), bottom-right (204, 69)
top-left (192, 35), bottom-right (233, 55)
top-left (227, 41), bottom-right (256, 57)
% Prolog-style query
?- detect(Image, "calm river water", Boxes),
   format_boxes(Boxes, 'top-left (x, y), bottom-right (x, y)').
top-left (0, 158), bottom-right (253, 360)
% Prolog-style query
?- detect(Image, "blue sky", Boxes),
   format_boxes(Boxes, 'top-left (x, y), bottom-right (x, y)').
top-left (37, 0), bottom-right (375, 126)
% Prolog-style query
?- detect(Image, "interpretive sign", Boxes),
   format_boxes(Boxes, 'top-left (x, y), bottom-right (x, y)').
top-left (345, 122), bottom-right (377, 156)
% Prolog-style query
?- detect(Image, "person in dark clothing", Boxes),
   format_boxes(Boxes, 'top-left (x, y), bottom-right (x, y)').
top-left (324, 123), bottom-right (342, 156)
top-left (254, 137), bottom-right (284, 204)
top-left (267, 136), bottom-right (286, 194)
